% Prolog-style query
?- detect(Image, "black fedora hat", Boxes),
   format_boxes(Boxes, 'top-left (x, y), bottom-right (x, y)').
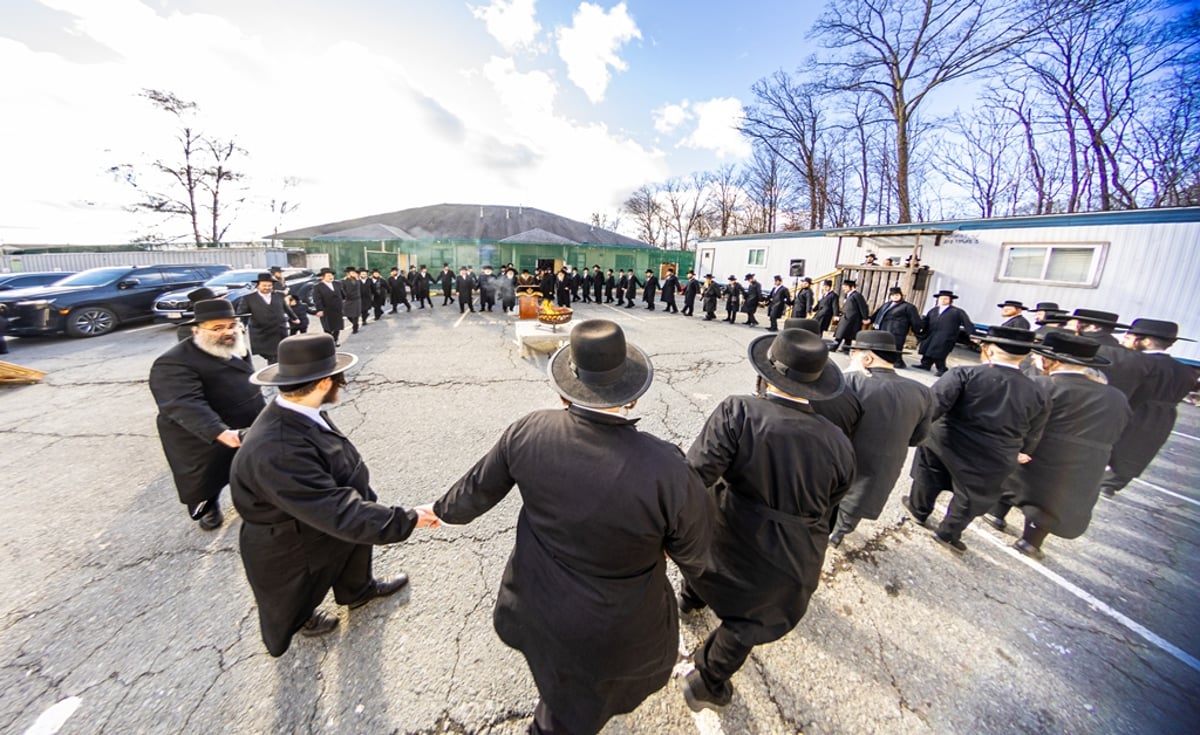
top-left (187, 287), bottom-right (218, 303)
top-left (849, 330), bottom-right (907, 357)
top-left (728, 275), bottom-right (738, 281)
top-left (319, 267), bottom-right (335, 276)
top-left (971, 325), bottom-right (1037, 353)
top-left (997, 300), bottom-right (1027, 310)
top-left (932, 290), bottom-right (958, 299)
top-left (1048, 308), bottom-right (1128, 329)
top-left (251, 333), bottom-right (359, 387)
top-left (255, 271), bottom-right (275, 283)
top-left (181, 298), bottom-right (248, 326)
top-left (548, 320), bottom-right (653, 408)
top-left (1034, 302), bottom-right (1066, 314)
top-left (1032, 332), bottom-right (1110, 366)
top-left (888, 286), bottom-right (903, 295)
top-left (1123, 318), bottom-right (1194, 342)
top-left (843, 279), bottom-right (857, 287)
top-left (748, 329), bottom-right (845, 401)
top-left (783, 317), bottom-right (821, 335)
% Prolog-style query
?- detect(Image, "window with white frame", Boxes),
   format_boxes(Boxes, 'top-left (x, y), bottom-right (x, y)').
top-left (997, 242), bottom-right (1106, 286)
top-left (747, 248), bottom-right (766, 266)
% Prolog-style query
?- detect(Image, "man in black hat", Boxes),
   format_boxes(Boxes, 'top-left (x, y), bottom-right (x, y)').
top-left (340, 267), bottom-right (362, 333)
top-left (723, 275), bottom-right (743, 322)
top-left (661, 268), bottom-right (680, 313)
top-left (478, 265), bottom-right (497, 312)
top-left (604, 268), bottom-right (616, 303)
top-left (1100, 319), bottom-right (1198, 498)
top-left (615, 269), bottom-right (628, 306)
top-left (312, 268), bottom-right (345, 344)
top-left (367, 269), bottom-right (388, 320)
top-left (642, 269), bottom-right (660, 310)
top-left (149, 299), bottom-right (265, 530)
top-left (438, 264), bottom-right (455, 305)
top-left (783, 317), bottom-right (863, 439)
top-left (1050, 309), bottom-right (1142, 397)
top-left (678, 328), bottom-right (855, 711)
top-left (413, 265), bottom-right (434, 308)
top-left (794, 277), bottom-right (814, 319)
top-left (765, 275), bottom-right (791, 331)
top-left (870, 287), bottom-right (922, 367)
top-left (174, 286), bottom-right (219, 341)
top-left (268, 265), bottom-right (286, 293)
top-left (239, 272), bottom-right (299, 365)
top-left (701, 274), bottom-right (721, 321)
top-left (387, 267), bottom-right (411, 313)
top-left (1032, 302), bottom-right (1066, 333)
top-left (740, 273), bottom-right (762, 326)
top-left (357, 268), bottom-right (372, 324)
top-left (985, 332), bottom-right (1131, 558)
top-left (830, 332), bottom-right (934, 547)
top-left (430, 320), bottom-right (711, 735)
top-left (903, 326), bottom-right (1050, 552)
top-left (831, 279), bottom-right (869, 352)
top-left (230, 333), bottom-right (439, 657)
top-left (592, 265), bottom-right (605, 303)
top-left (682, 270), bottom-right (701, 316)
top-left (914, 290), bottom-right (973, 375)
top-left (813, 279), bottom-right (837, 334)
top-left (455, 266), bottom-right (477, 313)
top-left (997, 300), bottom-right (1031, 330)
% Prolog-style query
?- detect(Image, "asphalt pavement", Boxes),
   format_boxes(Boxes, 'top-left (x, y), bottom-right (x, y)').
top-left (1, 300), bottom-right (1197, 734)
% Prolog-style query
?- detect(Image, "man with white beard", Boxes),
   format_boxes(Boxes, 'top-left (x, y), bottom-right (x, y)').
top-left (149, 299), bottom-right (265, 530)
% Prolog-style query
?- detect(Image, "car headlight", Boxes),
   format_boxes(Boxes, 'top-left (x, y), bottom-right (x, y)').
top-left (16, 299), bottom-right (52, 307)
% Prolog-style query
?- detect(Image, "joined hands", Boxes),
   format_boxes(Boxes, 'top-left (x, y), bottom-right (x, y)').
top-left (414, 504), bottom-right (442, 529)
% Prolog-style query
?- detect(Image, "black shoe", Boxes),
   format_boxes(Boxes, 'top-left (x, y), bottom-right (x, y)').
top-left (829, 530), bottom-right (845, 547)
top-left (679, 593), bottom-right (706, 615)
top-left (1100, 487), bottom-right (1115, 498)
top-left (911, 364), bottom-right (931, 371)
top-left (935, 370), bottom-right (948, 377)
top-left (197, 504), bottom-right (224, 530)
top-left (935, 532), bottom-right (967, 553)
top-left (766, 327), bottom-right (778, 332)
top-left (1013, 539), bottom-right (1045, 560)
top-left (900, 496), bottom-right (928, 526)
top-left (682, 669), bottom-right (732, 712)
top-left (982, 514), bottom-right (1006, 531)
top-left (299, 611), bottom-right (339, 637)
top-left (346, 574), bottom-right (409, 609)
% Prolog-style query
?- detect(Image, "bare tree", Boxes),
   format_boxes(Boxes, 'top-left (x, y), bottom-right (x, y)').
top-left (269, 176), bottom-right (303, 239)
top-left (621, 185), bottom-right (664, 247)
top-left (589, 211), bottom-right (623, 232)
top-left (203, 138), bottom-right (247, 244)
top-left (705, 164), bottom-right (746, 237)
top-left (940, 108), bottom-right (1023, 217)
top-left (742, 145), bottom-right (796, 233)
top-left (660, 173), bottom-right (709, 251)
top-left (812, 0), bottom-right (1040, 223)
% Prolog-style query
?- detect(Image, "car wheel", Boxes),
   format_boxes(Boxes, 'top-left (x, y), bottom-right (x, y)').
top-left (66, 306), bottom-right (118, 337)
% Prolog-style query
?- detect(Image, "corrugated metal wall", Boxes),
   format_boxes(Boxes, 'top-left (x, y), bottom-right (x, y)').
top-left (7, 248), bottom-right (294, 273)
top-left (709, 219), bottom-right (1200, 362)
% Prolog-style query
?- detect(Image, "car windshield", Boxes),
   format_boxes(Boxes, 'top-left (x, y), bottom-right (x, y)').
top-left (55, 268), bottom-right (130, 287)
top-left (206, 271), bottom-right (258, 286)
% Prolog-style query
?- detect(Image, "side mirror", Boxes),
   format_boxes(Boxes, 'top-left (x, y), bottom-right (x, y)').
top-left (117, 279), bottom-right (140, 290)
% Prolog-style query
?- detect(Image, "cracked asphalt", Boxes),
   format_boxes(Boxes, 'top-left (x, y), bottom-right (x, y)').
top-left (2, 301), bottom-right (1197, 734)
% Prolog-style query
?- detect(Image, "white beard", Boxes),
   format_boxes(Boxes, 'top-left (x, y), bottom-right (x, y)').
top-left (192, 329), bottom-right (249, 360)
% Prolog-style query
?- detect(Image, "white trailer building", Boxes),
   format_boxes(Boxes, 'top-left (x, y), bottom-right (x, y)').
top-left (701, 207), bottom-right (1200, 363)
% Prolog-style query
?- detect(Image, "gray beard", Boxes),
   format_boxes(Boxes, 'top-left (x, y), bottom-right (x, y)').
top-left (192, 330), bottom-right (248, 360)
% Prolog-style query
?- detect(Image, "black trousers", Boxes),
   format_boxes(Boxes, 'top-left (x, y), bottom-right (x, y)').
top-left (1099, 468), bottom-right (1133, 495)
top-left (529, 699), bottom-right (573, 735)
top-left (919, 354), bottom-right (949, 374)
top-left (345, 311), bottom-right (360, 333)
top-left (680, 581), bottom-right (750, 691)
top-left (910, 446), bottom-right (998, 542)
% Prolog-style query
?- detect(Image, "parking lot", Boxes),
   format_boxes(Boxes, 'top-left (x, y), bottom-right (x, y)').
top-left (2, 303), bottom-right (1197, 734)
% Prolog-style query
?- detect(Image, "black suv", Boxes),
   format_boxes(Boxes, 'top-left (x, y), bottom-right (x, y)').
top-left (0, 264), bottom-right (230, 338)
top-left (0, 272), bottom-right (75, 291)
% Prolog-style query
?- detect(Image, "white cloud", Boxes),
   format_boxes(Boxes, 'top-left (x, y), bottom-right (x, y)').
top-left (679, 97), bottom-right (751, 159)
top-left (652, 100), bottom-right (691, 134)
top-left (555, 2), bottom-right (640, 104)
top-left (0, 1), bottom-right (667, 244)
top-left (469, 0), bottom-right (541, 52)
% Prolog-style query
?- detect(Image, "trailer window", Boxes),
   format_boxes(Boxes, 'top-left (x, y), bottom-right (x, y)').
top-left (998, 243), bottom-right (1105, 287)
top-left (747, 248), bottom-right (766, 266)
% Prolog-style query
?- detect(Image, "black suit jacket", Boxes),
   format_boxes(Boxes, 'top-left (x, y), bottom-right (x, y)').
top-left (240, 291), bottom-right (296, 357)
top-left (312, 281), bottom-right (344, 329)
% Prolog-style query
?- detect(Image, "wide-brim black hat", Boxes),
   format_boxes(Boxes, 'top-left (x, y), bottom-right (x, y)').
top-left (997, 300), bottom-right (1027, 310)
top-left (255, 271), bottom-right (275, 283)
top-left (783, 317), bottom-right (821, 335)
top-left (971, 325), bottom-right (1037, 353)
top-left (848, 330), bottom-right (910, 357)
top-left (931, 290), bottom-right (958, 300)
top-left (1122, 318), bottom-right (1195, 342)
top-left (1045, 308), bottom-right (1128, 329)
top-left (547, 320), bottom-right (653, 408)
top-left (748, 329), bottom-right (845, 401)
top-left (251, 333), bottom-right (359, 386)
top-left (1034, 302), bottom-right (1066, 314)
top-left (179, 297), bottom-right (248, 326)
top-left (1032, 332), bottom-right (1110, 366)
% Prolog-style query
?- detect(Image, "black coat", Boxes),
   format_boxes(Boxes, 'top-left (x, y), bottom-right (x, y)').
top-left (767, 285), bottom-right (791, 319)
top-left (916, 364), bottom-right (1050, 500)
top-left (813, 291), bottom-right (838, 331)
top-left (359, 278), bottom-right (372, 309)
top-left (1108, 354), bottom-right (1198, 479)
top-left (1001, 373), bottom-right (1130, 538)
top-left (642, 275), bottom-right (659, 304)
top-left (702, 281), bottom-right (721, 310)
top-left (341, 276), bottom-right (362, 306)
top-left (871, 300), bottom-right (922, 352)
top-left (794, 287), bottom-right (814, 317)
top-left (741, 281), bottom-right (763, 314)
top-left (434, 407), bottom-right (711, 735)
top-left (312, 281), bottom-right (344, 331)
top-left (624, 274), bottom-right (641, 301)
top-left (388, 275), bottom-right (409, 304)
top-left (1096, 343), bottom-right (1150, 400)
top-left (810, 385), bottom-right (863, 440)
top-left (439, 270), bottom-right (456, 294)
top-left (685, 394), bottom-right (855, 646)
top-left (918, 305), bottom-right (973, 360)
top-left (683, 277), bottom-right (702, 306)
top-left (1001, 314), bottom-right (1031, 330)
top-left (149, 339), bottom-right (265, 505)
top-left (539, 273), bottom-right (556, 297)
top-left (840, 369), bottom-right (933, 519)
top-left (660, 274), bottom-right (679, 304)
top-left (554, 277), bottom-right (571, 307)
top-left (834, 289), bottom-right (869, 341)
top-left (455, 273), bottom-right (476, 298)
top-left (239, 291), bottom-right (296, 358)
top-left (231, 403), bottom-right (419, 657)
top-left (368, 276), bottom-right (388, 306)
top-left (413, 272), bottom-right (433, 299)
top-left (725, 282), bottom-right (743, 311)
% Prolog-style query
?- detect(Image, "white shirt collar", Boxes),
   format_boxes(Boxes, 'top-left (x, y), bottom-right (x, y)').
top-left (275, 395), bottom-right (331, 431)
top-left (987, 361), bottom-right (1022, 370)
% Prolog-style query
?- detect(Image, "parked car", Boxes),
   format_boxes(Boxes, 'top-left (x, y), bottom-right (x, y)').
top-left (0, 271), bottom-right (76, 291)
top-left (152, 267), bottom-right (320, 321)
top-left (0, 264), bottom-right (231, 338)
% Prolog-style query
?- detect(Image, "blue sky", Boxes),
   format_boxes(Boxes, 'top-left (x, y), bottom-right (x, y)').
top-left (0, 1), bottom-right (826, 243)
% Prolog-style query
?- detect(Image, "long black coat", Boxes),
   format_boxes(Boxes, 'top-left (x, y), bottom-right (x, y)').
top-left (684, 394), bottom-right (855, 646)
top-left (1001, 373), bottom-right (1130, 538)
top-left (810, 385), bottom-right (863, 440)
top-left (724, 282), bottom-right (743, 311)
top-left (834, 289), bottom-right (869, 341)
top-left (872, 300), bottom-right (922, 352)
top-left (624, 274), bottom-right (640, 302)
top-left (1108, 354), bottom-right (1198, 479)
top-left (918, 305), bottom-right (974, 360)
top-left (794, 287), bottom-right (814, 317)
top-left (434, 407), bottom-right (711, 735)
top-left (741, 281), bottom-right (763, 314)
top-left (813, 291), bottom-right (838, 331)
top-left (341, 276), bottom-right (362, 308)
top-left (388, 275), bottom-right (409, 304)
top-left (767, 285), bottom-right (791, 319)
top-left (456, 273), bottom-right (476, 300)
top-left (642, 275), bottom-right (659, 305)
top-left (239, 291), bottom-right (296, 358)
top-left (702, 281), bottom-right (721, 311)
top-left (311, 281), bottom-right (344, 332)
top-left (439, 270), bottom-right (456, 295)
top-left (660, 274), bottom-right (679, 306)
top-left (149, 339), bottom-right (265, 505)
top-left (683, 277), bottom-right (701, 308)
top-left (914, 364), bottom-right (1049, 501)
top-left (840, 369), bottom-right (933, 519)
top-left (231, 403), bottom-right (420, 657)
top-left (1001, 314), bottom-right (1031, 330)
top-left (413, 272), bottom-right (433, 300)
top-left (1096, 344), bottom-right (1150, 400)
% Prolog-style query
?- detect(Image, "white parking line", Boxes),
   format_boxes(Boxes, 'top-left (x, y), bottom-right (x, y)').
top-left (452, 311), bottom-right (469, 329)
top-left (124, 322), bottom-right (174, 334)
top-left (967, 525), bottom-right (1200, 673)
top-left (22, 696), bottom-right (81, 735)
top-left (601, 304), bottom-right (646, 321)
top-left (1170, 430), bottom-right (1200, 442)
top-left (1131, 478), bottom-right (1200, 508)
